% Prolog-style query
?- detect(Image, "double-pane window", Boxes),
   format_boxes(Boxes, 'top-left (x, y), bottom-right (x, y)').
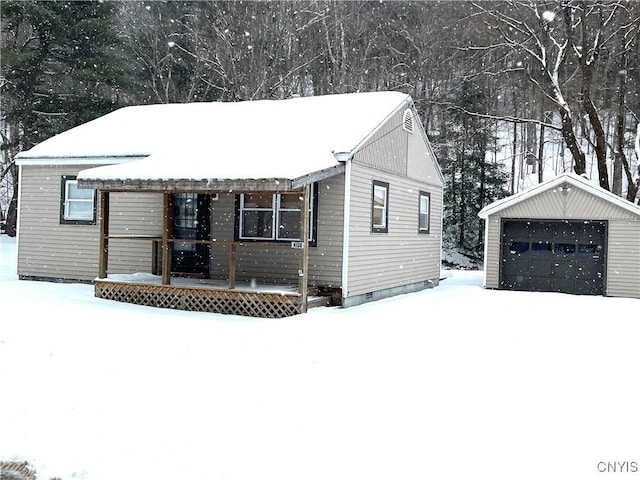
top-left (60, 176), bottom-right (96, 224)
top-left (372, 181), bottom-right (389, 233)
top-left (419, 191), bottom-right (430, 233)
top-left (239, 185), bottom-right (315, 242)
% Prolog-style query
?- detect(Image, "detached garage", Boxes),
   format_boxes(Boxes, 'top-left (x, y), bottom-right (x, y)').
top-left (479, 172), bottom-right (640, 298)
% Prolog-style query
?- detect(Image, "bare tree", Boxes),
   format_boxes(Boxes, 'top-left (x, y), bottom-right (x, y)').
top-left (467, 0), bottom-right (639, 194)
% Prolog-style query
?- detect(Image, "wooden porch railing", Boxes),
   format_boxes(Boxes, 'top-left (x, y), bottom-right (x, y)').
top-left (101, 235), bottom-right (294, 290)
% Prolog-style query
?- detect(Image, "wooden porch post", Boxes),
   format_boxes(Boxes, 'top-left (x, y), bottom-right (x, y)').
top-left (298, 184), bottom-right (311, 313)
top-left (98, 191), bottom-right (109, 279)
top-left (161, 192), bottom-right (173, 285)
top-left (228, 243), bottom-right (237, 289)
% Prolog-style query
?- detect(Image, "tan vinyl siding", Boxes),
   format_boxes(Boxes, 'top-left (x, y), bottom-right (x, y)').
top-left (309, 174), bottom-right (344, 287)
top-left (606, 220), bottom-right (640, 298)
top-left (207, 193), bottom-right (234, 279)
top-left (108, 192), bottom-right (164, 274)
top-left (483, 215), bottom-right (502, 289)
top-left (346, 163), bottom-right (442, 297)
top-left (18, 165), bottom-right (163, 281)
top-left (483, 187), bottom-right (640, 298)
top-left (206, 193), bottom-right (300, 284)
top-left (207, 178), bottom-right (344, 287)
top-left (18, 164), bottom-right (100, 281)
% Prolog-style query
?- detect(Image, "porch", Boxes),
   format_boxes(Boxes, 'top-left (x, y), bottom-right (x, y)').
top-left (87, 179), bottom-right (335, 318)
top-left (95, 273), bottom-right (330, 318)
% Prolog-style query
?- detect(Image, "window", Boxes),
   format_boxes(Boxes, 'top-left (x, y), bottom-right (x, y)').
top-left (419, 191), bottom-right (430, 234)
top-left (60, 176), bottom-right (96, 225)
top-left (237, 184), bottom-right (317, 243)
top-left (371, 180), bottom-right (389, 233)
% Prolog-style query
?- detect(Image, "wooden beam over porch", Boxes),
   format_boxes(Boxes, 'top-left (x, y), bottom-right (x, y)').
top-left (79, 178), bottom-right (296, 193)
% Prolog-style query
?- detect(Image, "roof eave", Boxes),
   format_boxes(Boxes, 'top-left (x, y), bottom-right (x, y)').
top-left (15, 154), bottom-right (148, 167)
top-left (77, 177), bottom-right (295, 193)
top-left (291, 163), bottom-right (346, 189)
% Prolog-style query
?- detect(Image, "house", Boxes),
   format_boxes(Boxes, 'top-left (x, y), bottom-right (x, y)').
top-left (14, 91), bottom-right (444, 317)
top-left (479, 172), bottom-right (640, 298)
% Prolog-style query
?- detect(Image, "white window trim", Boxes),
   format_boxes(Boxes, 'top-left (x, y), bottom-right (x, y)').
top-left (239, 194), bottom-right (275, 240)
top-left (419, 191), bottom-right (430, 234)
top-left (372, 181), bottom-right (389, 233)
top-left (61, 177), bottom-right (96, 224)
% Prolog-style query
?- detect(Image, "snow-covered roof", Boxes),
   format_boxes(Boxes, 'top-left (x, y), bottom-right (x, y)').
top-left (16, 92), bottom-right (412, 186)
top-left (478, 172), bottom-right (640, 219)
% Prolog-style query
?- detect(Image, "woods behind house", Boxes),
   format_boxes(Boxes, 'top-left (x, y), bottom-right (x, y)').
top-left (2, 0), bottom-right (639, 261)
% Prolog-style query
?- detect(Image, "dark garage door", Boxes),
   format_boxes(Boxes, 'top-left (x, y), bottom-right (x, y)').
top-left (501, 220), bottom-right (606, 295)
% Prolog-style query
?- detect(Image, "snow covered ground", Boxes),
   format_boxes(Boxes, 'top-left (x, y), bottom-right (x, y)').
top-left (1, 234), bottom-right (639, 480)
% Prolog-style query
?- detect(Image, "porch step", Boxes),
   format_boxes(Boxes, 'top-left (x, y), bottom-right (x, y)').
top-left (308, 295), bottom-right (332, 309)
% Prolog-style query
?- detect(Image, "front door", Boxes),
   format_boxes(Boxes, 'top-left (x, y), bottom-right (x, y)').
top-left (172, 193), bottom-right (211, 277)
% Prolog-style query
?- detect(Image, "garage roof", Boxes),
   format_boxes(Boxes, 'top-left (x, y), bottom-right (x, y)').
top-left (479, 172), bottom-right (640, 219)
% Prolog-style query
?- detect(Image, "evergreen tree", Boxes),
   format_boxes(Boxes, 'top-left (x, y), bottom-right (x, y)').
top-left (1, 0), bottom-right (129, 235)
top-left (436, 81), bottom-right (510, 262)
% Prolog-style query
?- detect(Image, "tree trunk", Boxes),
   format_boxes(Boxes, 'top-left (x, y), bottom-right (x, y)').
top-left (583, 95), bottom-right (610, 190)
top-left (511, 109), bottom-right (517, 194)
top-left (613, 68), bottom-right (626, 197)
top-left (5, 186), bottom-right (18, 237)
top-left (559, 107), bottom-right (587, 176)
top-left (458, 147), bottom-right (466, 248)
top-left (537, 103), bottom-right (546, 184)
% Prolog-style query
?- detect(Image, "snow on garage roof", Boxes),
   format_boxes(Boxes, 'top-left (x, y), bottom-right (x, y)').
top-left (16, 91), bottom-right (411, 184)
top-left (478, 172), bottom-right (640, 219)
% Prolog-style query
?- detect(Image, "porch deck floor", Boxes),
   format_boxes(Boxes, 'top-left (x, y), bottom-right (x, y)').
top-left (102, 273), bottom-right (298, 294)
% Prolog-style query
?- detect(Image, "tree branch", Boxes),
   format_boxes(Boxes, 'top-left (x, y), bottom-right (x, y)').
top-left (432, 101), bottom-right (561, 130)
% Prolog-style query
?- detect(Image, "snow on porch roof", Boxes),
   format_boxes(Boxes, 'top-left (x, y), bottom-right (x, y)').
top-left (18, 91), bottom-right (411, 188)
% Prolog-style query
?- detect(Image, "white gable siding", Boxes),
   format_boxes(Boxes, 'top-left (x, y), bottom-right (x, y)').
top-left (406, 117), bottom-right (442, 187)
top-left (492, 186), bottom-right (635, 219)
top-left (353, 107), bottom-right (408, 176)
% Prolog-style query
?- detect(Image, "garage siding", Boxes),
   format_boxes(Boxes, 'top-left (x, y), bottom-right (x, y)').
top-left (494, 186), bottom-right (630, 219)
top-left (606, 221), bottom-right (640, 298)
top-left (483, 216), bottom-right (502, 289)
top-left (482, 180), bottom-right (640, 298)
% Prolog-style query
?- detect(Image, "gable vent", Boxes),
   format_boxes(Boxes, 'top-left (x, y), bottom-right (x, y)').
top-left (402, 108), bottom-right (414, 133)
